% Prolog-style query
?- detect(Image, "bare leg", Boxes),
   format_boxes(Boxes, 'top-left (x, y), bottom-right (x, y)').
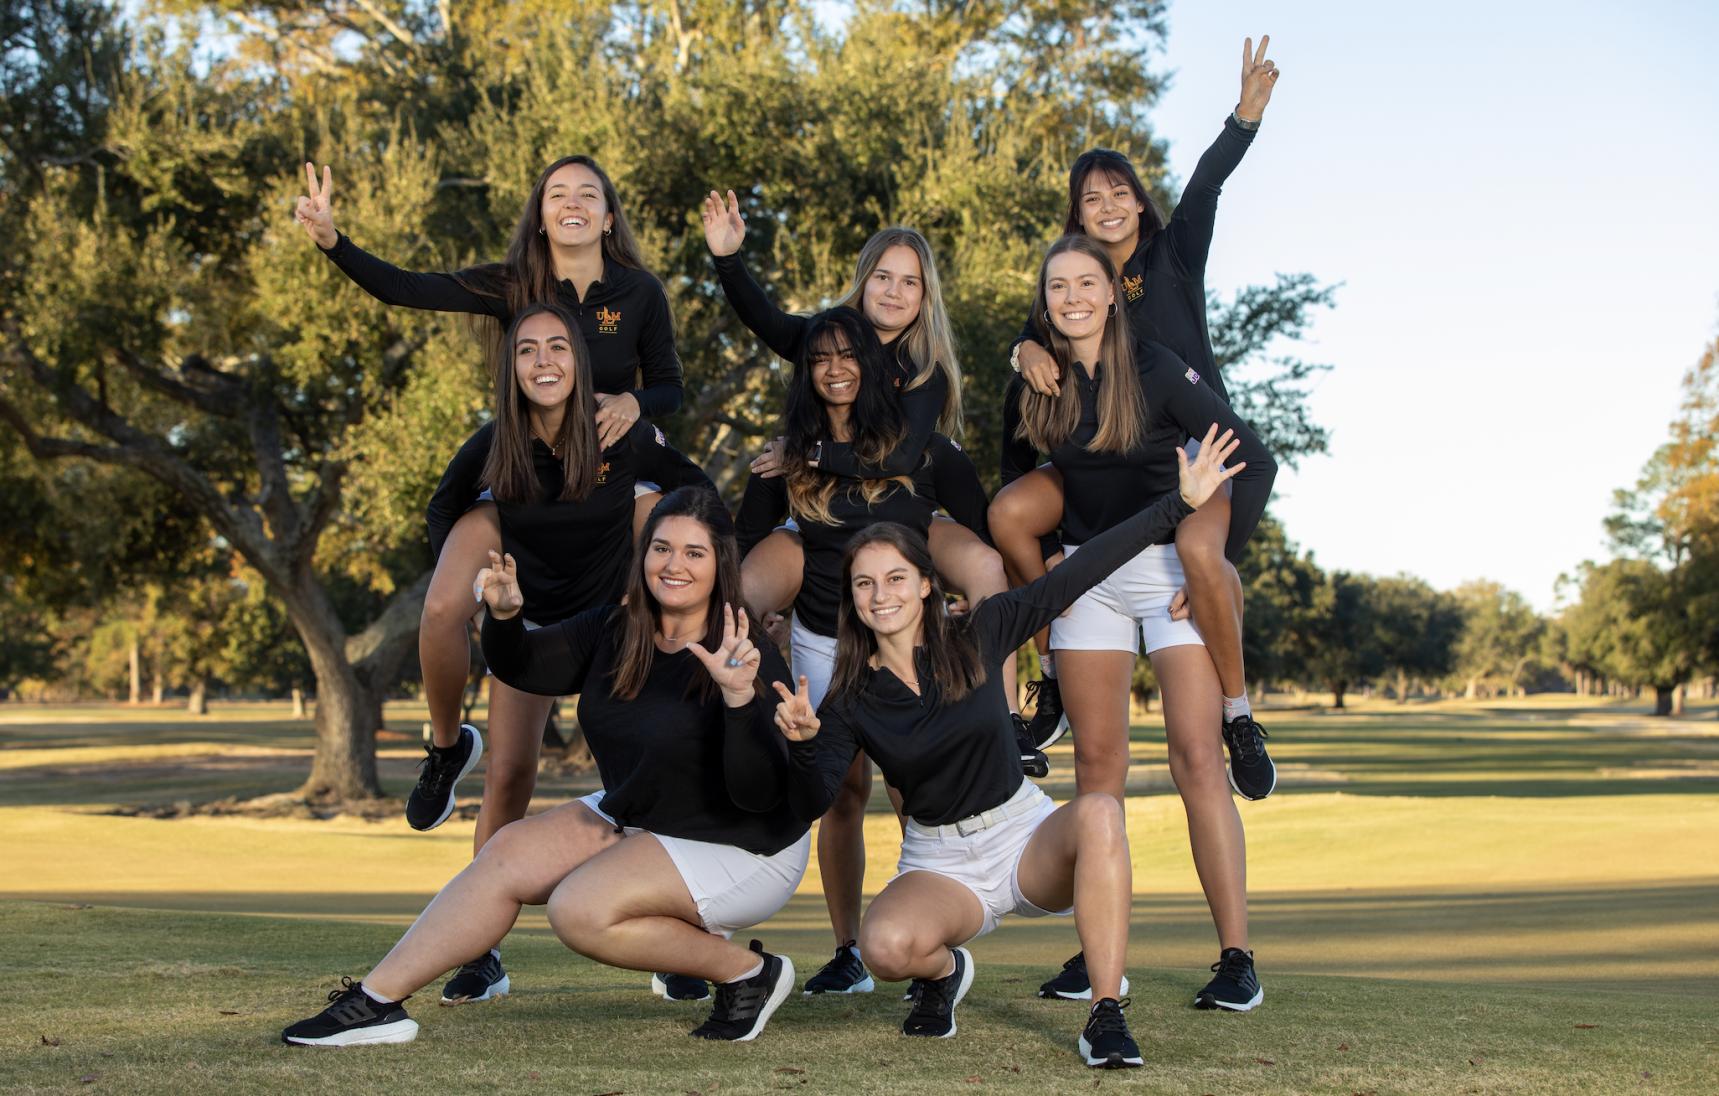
top-left (362, 801), bottom-right (620, 1000)
top-left (420, 505), bottom-right (500, 748)
top-left (741, 529), bottom-right (806, 617)
top-left (547, 833), bottom-right (764, 982)
top-left (858, 871), bottom-right (985, 983)
top-left (472, 680), bottom-right (556, 855)
top-left (1053, 649), bottom-right (1136, 800)
top-left (819, 752), bottom-right (871, 944)
top-left (1153, 643), bottom-right (1249, 950)
top-left (1015, 793), bottom-right (1132, 1001)
top-left (988, 467), bottom-right (1065, 659)
top-left (1176, 494), bottom-right (1248, 699)
top-left (928, 517), bottom-right (1018, 711)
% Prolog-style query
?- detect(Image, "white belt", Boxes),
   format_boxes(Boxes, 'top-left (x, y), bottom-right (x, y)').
top-left (908, 783), bottom-right (1039, 839)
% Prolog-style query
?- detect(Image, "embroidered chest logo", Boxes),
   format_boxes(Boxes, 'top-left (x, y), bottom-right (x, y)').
top-left (1184, 367), bottom-right (1201, 385)
top-left (596, 306), bottom-right (622, 334)
top-left (1122, 273), bottom-right (1144, 302)
top-left (595, 460), bottom-right (611, 484)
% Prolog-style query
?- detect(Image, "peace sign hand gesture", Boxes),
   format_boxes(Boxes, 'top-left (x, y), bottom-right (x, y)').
top-left (686, 603), bottom-right (762, 706)
top-left (1176, 424), bottom-right (1245, 509)
top-left (294, 162), bottom-right (339, 250)
top-left (771, 676), bottom-right (820, 742)
top-left (700, 189), bottom-right (747, 257)
top-left (1237, 35), bottom-right (1280, 123)
top-left (475, 550), bottom-right (525, 620)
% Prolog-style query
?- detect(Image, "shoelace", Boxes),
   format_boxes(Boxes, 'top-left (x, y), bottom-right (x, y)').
top-left (1226, 719), bottom-right (1269, 765)
top-left (418, 742), bottom-right (464, 795)
top-left (324, 977), bottom-right (379, 1023)
top-left (1058, 952), bottom-right (1086, 975)
top-left (905, 969), bottom-right (955, 1024)
top-left (1085, 996), bottom-right (1133, 1037)
top-left (1024, 679), bottom-right (1049, 711)
top-left (1210, 951), bottom-right (1252, 980)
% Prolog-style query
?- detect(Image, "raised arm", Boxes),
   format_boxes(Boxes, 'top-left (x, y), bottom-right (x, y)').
top-left (973, 427), bottom-right (1242, 660)
top-left (817, 367), bottom-right (947, 480)
top-left (703, 189), bottom-right (810, 364)
top-left (425, 424), bottom-right (493, 560)
top-left (1144, 347), bottom-right (1278, 560)
top-left (478, 558), bottom-right (608, 696)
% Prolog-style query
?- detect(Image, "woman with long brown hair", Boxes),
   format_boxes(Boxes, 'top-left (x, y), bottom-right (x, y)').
top-left (419, 303), bottom-right (709, 1003)
top-left (282, 487), bottom-right (810, 1048)
top-left (293, 155), bottom-right (682, 844)
top-left (772, 427), bottom-right (1243, 1067)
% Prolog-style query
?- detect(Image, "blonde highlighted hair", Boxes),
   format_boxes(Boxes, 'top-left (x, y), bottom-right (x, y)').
top-left (833, 227), bottom-right (963, 435)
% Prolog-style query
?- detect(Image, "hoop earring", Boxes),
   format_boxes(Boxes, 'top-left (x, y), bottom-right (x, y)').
top-left (604, 226), bottom-right (612, 237)
top-left (538, 226), bottom-right (545, 235)
top-left (1107, 302), bottom-right (1116, 317)
top-left (1042, 309), bottom-right (1052, 325)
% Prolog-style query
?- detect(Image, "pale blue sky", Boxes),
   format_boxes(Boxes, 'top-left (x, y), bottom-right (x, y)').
top-left (1149, 1), bottom-right (1719, 608)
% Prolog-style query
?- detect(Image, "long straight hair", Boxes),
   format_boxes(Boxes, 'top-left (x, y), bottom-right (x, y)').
top-left (1017, 235), bottom-right (1146, 455)
top-left (1062, 148), bottom-right (1167, 245)
top-left (832, 226), bottom-right (963, 435)
top-left (830, 522), bottom-right (986, 704)
top-left (479, 303), bottom-right (601, 504)
top-left (610, 487), bottom-right (761, 703)
top-left (783, 308), bottom-right (911, 526)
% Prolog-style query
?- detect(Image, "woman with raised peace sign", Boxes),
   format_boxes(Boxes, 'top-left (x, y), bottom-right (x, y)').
top-left (993, 35), bottom-right (1282, 791)
top-left (420, 303), bottom-right (711, 1005)
top-left (774, 426), bottom-right (1244, 1069)
top-left (282, 487), bottom-right (810, 1049)
top-left (293, 155), bottom-right (682, 840)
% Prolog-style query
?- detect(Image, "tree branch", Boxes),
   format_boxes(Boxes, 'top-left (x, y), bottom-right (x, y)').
top-left (112, 348), bottom-right (243, 418)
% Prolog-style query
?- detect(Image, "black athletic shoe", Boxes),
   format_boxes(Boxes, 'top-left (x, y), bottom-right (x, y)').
top-left (1194, 948), bottom-right (1263, 1011)
top-left (688, 940), bottom-right (794, 1042)
top-left (651, 972), bottom-right (711, 1001)
top-left (1037, 951), bottom-right (1130, 1000)
top-left (1024, 676), bottom-right (1069, 750)
top-left (440, 950), bottom-right (509, 1004)
top-left (282, 977), bottom-right (419, 1047)
top-left (1221, 714), bottom-right (1276, 800)
top-left (405, 724), bottom-right (483, 831)
top-left (1015, 713), bottom-right (1050, 779)
top-left (802, 942), bottom-right (874, 995)
top-left (902, 946), bottom-right (974, 1038)
top-left (1079, 997), bottom-right (1143, 1068)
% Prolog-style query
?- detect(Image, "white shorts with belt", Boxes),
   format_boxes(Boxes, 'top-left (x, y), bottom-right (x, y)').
top-left (577, 793), bottom-right (811, 939)
top-left (894, 778), bottom-right (1072, 937)
top-left (1049, 541), bottom-right (1206, 655)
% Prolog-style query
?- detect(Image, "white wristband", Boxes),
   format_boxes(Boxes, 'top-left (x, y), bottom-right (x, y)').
top-left (1010, 341), bottom-right (1024, 373)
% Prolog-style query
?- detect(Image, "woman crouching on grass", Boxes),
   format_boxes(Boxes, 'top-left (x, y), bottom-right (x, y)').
top-left (773, 427), bottom-right (1244, 1068)
top-left (282, 487), bottom-right (810, 1047)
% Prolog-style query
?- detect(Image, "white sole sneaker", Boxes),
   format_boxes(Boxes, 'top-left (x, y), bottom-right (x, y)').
top-left (1036, 712), bottom-right (1071, 751)
top-left (1078, 1033), bottom-right (1144, 1068)
top-left (1048, 974), bottom-right (1130, 1001)
top-left (652, 973), bottom-right (711, 1001)
top-left (285, 1018), bottom-right (420, 1046)
top-left (807, 973), bottom-right (875, 996)
top-left (938, 947), bottom-right (976, 1038)
top-left (730, 956), bottom-right (795, 1043)
top-left (440, 973), bottom-right (508, 1005)
top-left (1195, 985), bottom-right (1263, 1011)
top-left (422, 725), bottom-right (484, 831)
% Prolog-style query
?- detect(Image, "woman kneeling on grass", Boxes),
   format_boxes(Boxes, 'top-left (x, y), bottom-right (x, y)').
top-left (282, 487), bottom-right (810, 1047)
top-left (772, 426), bottom-right (1243, 1069)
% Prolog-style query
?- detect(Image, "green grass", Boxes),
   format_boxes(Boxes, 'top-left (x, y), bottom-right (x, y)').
top-left (1, 697), bottom-right (1717, 1092)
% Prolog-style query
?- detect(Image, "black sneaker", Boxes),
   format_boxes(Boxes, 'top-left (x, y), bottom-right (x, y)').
top-left (1222, 714), bottom-right (1276, 800)
top-left (1037, 951), bottom-right (1130, 1000)
top-left (902, 946), bottom-right (974, 1038)
top-left (688, 940), bottom-right (794, 1042)
top-left (440, 950), bottom-right (509, 1004)
top-left (1079, 996), bottom-right (1143, 1068)
top-left (282, 977), bottom-right (419, 1047)
top-left (1194, 948), bottom-right (1263, 1011)
top-left (406, 724), bottom-right (483, 831)
top-left (1024, 676), bottom-right (1069, 750)
top-left (802, 942), bottom-right (874, 995)
top-left (652, 972), bottom-right (711, 1001)
top-left (1014, 713), bottom-right (1050, 779)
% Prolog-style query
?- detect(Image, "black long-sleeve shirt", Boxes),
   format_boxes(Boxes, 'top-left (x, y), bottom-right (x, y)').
top-left (1044, 341), bottom-right (1275, 562)
top-left (483, 607), bottom-right (807, 855)
top-left (736, 435), bottom-right (988, 636)
top-left (426, 421), bottom-right (711, 623)
top-left (712, 250), bottom-right (948, 478)
top-left (1015, 115), bottom-right (1257, 405)
top-left (320, 234), bottom-right (683, 417)
top-left (787, 490), bottom-right (1196, 826)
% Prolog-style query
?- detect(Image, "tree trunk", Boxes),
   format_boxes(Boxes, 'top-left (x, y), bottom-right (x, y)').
top-left (1465, 676), bottom-right (1478, 699)
top-left (284, 591), bottom-right (386, 801)
top-left (1396, 668), bottom-right (1408, 704)
top-left (187, 678), bottom-right (208, 715)
top-left (128, 635), bottom-right (141, 705)
top-left (1672, 683), bottom-right (1686, 716)
top-left (1652, 685), bottom-right (1674, 716)
top-left (291, 686), bottom-right (307, 719)
top-left (1330, 681), bottom-right (1347, 709)
top-left (152, 676), bottom-right (165, 704)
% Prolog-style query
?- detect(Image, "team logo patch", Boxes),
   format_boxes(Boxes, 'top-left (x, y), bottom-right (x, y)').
top-left (1122, 273), bottom-right (1144, 301)
top-left (596, 306), bottom-right (621, 334)
top-left (652, 425), bottom-right (665, 445)
top-left (595, 460), bottom-right (611, 484)
top-left (1184, 367), bottom-right (1201, 385)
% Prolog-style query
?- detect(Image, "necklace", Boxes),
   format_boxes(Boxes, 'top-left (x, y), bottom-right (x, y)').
top-left (532, 427), bottom-right (561, 457)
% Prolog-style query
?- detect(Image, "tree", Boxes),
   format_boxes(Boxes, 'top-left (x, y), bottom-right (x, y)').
top-left (1561, 559), bottom-right (1695, 715)
top-left (1303, 571), bottom-right (1381, 709)
top-left (1450, 580), bottom-right (1544, 698)
top-left (1370, 575), bottom-right (1461, 703)
top-left (1233, 516), bottom-right (1322, 691)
